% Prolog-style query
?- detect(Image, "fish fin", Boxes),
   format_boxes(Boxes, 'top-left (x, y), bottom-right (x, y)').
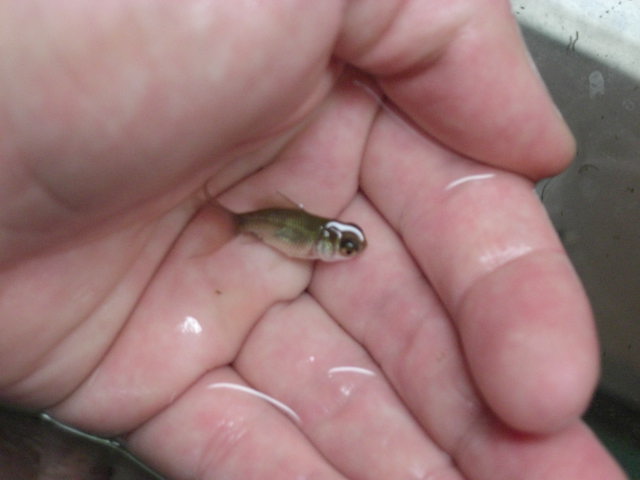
top-left (277, 191), bottom-right (305, 210)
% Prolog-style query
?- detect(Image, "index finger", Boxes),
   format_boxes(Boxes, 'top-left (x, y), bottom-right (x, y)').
top-left (361, 107), bottom-right (598, 434)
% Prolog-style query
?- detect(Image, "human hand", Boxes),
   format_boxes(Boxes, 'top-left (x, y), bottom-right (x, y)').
top-left (0, 1), bottom-right (627, 479)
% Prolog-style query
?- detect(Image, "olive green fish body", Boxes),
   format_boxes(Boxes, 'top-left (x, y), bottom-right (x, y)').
top-left (234, 208), bottom-right (366, 261)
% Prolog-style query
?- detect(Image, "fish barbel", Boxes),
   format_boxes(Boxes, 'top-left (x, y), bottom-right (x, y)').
top-left (234, 208), bottom-right (366, 261)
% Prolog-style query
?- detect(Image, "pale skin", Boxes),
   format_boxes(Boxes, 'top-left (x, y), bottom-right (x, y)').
top-left (0, 1), bottom-right (628, 479)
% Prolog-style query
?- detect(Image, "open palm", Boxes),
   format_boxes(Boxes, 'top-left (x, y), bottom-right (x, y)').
top-left (0, 2), bottom-right (626, 479)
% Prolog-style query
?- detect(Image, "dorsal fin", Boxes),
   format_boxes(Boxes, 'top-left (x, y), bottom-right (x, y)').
top-left (277, 191), bottom-right (305, 210)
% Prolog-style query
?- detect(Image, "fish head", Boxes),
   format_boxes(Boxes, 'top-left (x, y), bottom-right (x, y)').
top-left (316, 221), bottom-right (367, 261)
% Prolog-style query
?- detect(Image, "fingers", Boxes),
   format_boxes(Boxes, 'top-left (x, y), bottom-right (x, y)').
top-left (124, 267), bottom-right (625, 480)
top-left (455, 420), bottom-right (628, 480)
top-left (310, 198), bottom-right (624, 480)
top-left (456, 251), bottom-right (598, 432)
top-left (311, 196), bottom-right (484, 451)
top-left (338, 0), bottom-right (594, 435)
top-left (360, 109), bottom-right (598, 433)
top-left (127, 368), bottom-right (349, 480)
top-left (338, 0), bottom-right (575, 177)
top-left (234, 294), bottom-right (461, 480)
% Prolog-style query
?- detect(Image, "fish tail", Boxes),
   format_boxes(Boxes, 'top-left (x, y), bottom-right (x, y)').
top-left (232, 212), bottom-right (249, 233)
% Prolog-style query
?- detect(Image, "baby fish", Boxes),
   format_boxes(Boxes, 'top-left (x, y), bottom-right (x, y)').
top-left (234, 208), bottom-right (366, 261)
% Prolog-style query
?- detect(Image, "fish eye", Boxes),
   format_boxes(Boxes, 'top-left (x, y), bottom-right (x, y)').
top-left (324, 221), bottom-right (366, 260)
top-left (339, 238), bottom-right (358, 256)
top-left (338, 230), bottom-right (366, 256)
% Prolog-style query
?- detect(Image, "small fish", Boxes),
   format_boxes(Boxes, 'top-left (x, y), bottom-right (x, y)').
top-left (234, 208), bottom-right (366, 261)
